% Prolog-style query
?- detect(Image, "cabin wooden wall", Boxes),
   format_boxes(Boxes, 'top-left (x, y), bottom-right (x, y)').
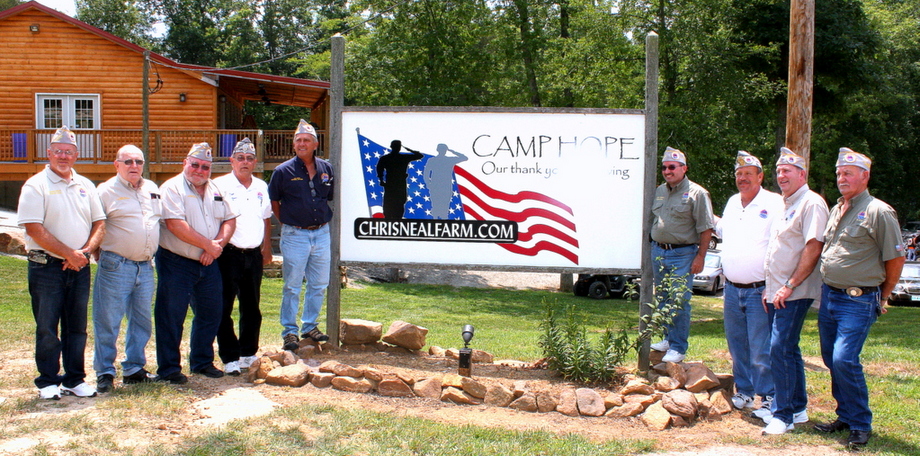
top-left (0, 9), bottom-right (216, 130)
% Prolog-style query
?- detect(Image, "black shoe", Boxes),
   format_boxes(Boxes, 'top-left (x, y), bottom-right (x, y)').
top-left (154, 372), bottom-right (189, 385)
top-left (847, 430), bottom-right (871, 448)
top-left (283, 333), bottom-right (300, 351)
top-left (191, 365), bottom-right (224, 378)
top-left (814, 420), bottom-right (850, 433)
top-left (123, 369), bottom-right (155, 384)
top-left (303, 327), bottom-right (329, 342)
top-left (96, 374), bottom-right (114, 394)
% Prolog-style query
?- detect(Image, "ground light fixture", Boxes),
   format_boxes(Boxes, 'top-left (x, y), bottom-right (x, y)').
top-left (458, 324), bottom-right (474, 377)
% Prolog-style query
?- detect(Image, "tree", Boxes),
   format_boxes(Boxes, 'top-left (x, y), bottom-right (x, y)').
top-left (76, 0), bottom-right (157, 48)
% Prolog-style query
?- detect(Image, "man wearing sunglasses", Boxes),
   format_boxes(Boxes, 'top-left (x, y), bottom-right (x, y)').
top-left (268, 119), bottom-right (335, 351)
top-left (154, 143), bottom-right (239, 383)
top-left (648, 146), bottom-right (715, 364)
top-left (18, 125), bottom-right (105, 400)
top-left (214, 138), bottom-right (273, 375)
top-left (92, 145), bottom-right (162, 393)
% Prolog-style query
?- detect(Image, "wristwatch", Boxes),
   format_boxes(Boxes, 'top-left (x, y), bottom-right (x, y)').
top-left (784, 280), bottom-right (796, 290)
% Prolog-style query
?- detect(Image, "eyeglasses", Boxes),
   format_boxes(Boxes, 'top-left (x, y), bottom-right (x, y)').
top-left (50, 149), bottom-right (77, 156)
top-left (233, 155), bottom-right (256, 162)
top-left (309, 179), bottom-right (316, 197)
top-left (120, 159), bottom-right (145, 166)
top-left (661, 164), bottom-right (682, 171)
top-left (189, 162), bottom-right (211, 171)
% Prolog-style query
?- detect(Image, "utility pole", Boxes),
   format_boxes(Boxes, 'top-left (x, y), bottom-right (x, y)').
top-left (785, 0), bottom-right (815, 164)
top-left (142, 51), bottom-right (150, 180)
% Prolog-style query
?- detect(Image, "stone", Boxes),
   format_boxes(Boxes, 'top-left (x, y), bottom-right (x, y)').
top-left (295, 345), bottom-right (317, 359)
top-left (441, 386), bottom-right (480, 405)
top-left (508, 393), bottom-right (538, 412)
top-left (512, 380), bottom-right (529, 398)
top-left (331, 376), bottom-right (374, 393)
top-left (340, 319), bottom-right (383, 344)
top-left (620, 379), bottom-right (654, 395)
top-left (649, 349), bottom-right (665, 365)
top-left (445, 348), bottom-right (460, 360)
top-left (697, 397), bottom-right (714, 420)
top-left (413, 377), bottom-right (442, 399)
top-left (556, 389), bottom-right (579, 416)
top-left (671, 415), bottom-right (691, 427)
top-left (471, 349), bottom-right (493, 364)
top-left (442, 374), bottom-right (464, 389)
top-left (264, 364), bottom-right (311, 387)
top-left (651, 362), bottom-right (670, 375)
top-left (715, 372), bottom-right (734, 393)
top-left (575, 388), bottom-right (605, 417)
top-left (641, 401), bottom-right (672, 431)
top-left (361, 366), bottom-right (384, 382)
top-left (605, 401), bottom-right (645, 418)
top-left (281, 350), bottom-right (298, 366)
top-left (378, 377), bottom-right (415, 397)
top-left (602, 392), bottom-right (624, 408)
top-left (310, 372), bottom-right (335, 388)
top-left (267, 352), bottom-right (285, 363)
top-left (484, 383), bottom-right (514, 407)
top-left (0, 229), bottom-right (26, 255)
top-left (535, 390), bottom-right (557, 413)
top-left (244, 357), bottom-right (262, 383)
top-left (381, 320), bottom-right (428, 350)
top-left (623, 394), bottom-right (656, 408)
top-left (257, 356), bottom-right (274, 379)
top-left (654, 376), bottom-right (681, 392)
top-left (429, 346), bottom-right (446, 357)
top-left (683, 363), bottom-right (720, 393)
top-left (461, 377), bottom-right (487, 399)
top-left (319, 360), bottom-right (364, 378)
top-left (709, 389), bottom-right (733, 416)
top-left (662, 389), bottom-right (698, 418)
top-left (666, 362), bottom-right (686, 387)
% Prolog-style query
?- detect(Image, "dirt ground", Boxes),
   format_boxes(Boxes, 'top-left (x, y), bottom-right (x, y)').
top-left (0, 265), bottom-right (851, 456)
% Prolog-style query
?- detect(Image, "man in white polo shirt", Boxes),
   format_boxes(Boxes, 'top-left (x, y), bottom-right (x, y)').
top-left (18, 125), bottom-right (105, 400)
top-left (93, 145), bottom-right (161, 393)
top-left (214, 138), bottom-right (273, 375)
top-left (717, 151), bottom-right (783, 414)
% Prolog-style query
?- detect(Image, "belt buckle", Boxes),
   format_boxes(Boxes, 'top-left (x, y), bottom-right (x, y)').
top-left (846, 287), bottom-right (863, 297)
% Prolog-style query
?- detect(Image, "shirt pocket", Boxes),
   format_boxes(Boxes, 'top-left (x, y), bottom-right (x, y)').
top-left (840, 224), bottom-right (872, 247)
top-left (651, 200), bottom-right (664, 218)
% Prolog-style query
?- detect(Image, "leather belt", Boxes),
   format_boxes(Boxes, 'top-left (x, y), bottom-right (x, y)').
top-left (225, 244), bottom-right (261, 254)
top-left (727, 280), bottom-right (766, 289)
top-left (291, 223), bottom-right (326, 231)
top-left (653, 241), bottom-right (695, 250)
top-left (828, 285), bottom-right (879, 297)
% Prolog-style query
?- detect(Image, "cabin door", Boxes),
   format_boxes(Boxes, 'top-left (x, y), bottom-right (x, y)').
top-left (35, 94), bottom-right (100, 160)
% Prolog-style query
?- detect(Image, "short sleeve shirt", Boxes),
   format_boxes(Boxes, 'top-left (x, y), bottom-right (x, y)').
top-left (718, 188), bottom-right (784, 284)
top-left (649, 177), bottom-right (715, 245)
top-left (158, 174), bottom-right (239, 260)
top-left (214, 173), bottom-right (272, 249)
top-left (764, 184), bottom-right (829, 300)
top-left (821, 190), bottom-right (904, 288)
top-left (97, 175), bottom-right (162, 262)
top-left (268, 156), bottom-right (334, 227)
top-left (17, 166), bottom-right (105, 258)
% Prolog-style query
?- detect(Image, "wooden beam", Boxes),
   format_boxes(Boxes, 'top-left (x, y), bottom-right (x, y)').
top-left (785, 0), bottom-right (815, 163)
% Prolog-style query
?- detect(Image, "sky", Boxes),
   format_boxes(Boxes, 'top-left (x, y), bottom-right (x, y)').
top-left (34, 0), bottom-right (75, 16)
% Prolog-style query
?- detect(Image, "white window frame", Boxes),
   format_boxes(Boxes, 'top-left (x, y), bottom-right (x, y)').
top-left (35, 93), bottom-right (101, 130)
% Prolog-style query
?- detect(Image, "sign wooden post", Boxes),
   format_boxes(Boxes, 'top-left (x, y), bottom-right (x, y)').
top-left (785, 0), bottom-right (815, 163)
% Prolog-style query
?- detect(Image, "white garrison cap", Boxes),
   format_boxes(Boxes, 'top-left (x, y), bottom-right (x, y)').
top-left (836, 147), bottom-right (871, 171)
top-left (50, 125), bottom-right (77, 146)
top-left (662, 146), bottom-right (686, 165)
top-left (735, 150), bottom-right (762, 170)
top-left (233, 137), bottom-right (256, 155)
top-left (295, 119), bottom-right (317, 138)
top-left (777, 147), bottom-right (806, 170)
top-left (186, 142), bottom-right (213, 162)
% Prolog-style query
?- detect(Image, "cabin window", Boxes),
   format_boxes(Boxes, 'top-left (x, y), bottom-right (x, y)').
top-left (35, 94), bottom-right (100, 130)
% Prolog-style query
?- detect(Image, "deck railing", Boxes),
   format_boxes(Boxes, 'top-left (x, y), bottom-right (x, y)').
top-left (0, 128), bottom-right (328, 164)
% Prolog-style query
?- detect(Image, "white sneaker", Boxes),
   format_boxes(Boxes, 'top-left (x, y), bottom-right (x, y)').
top-left (39, 384), bottom-right (61, 400)
top-left (662, 349), bottom-right (685, 363)
top-left (732, 392), bottom-right (754, 410)
top-left (762, 418), bottom-right (793, 435)
top-left (650, 340), bottom-right (670, 352)
top-left (793, 410), bottom-right (809, 424)
top-left (239, 355), bottom-right (258, 369)
top-left (61, 382), bottom-right (97, 398)
top-left (224, 361), bottom-right (241, 376)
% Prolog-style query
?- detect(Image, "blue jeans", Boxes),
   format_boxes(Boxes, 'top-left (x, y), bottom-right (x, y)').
top-left (92, 250), bottom-right (154, 377)
top-left (769, 298), bottom-right (813, 424)
top-left (723, 282), bottom-right (774, 399)
top-left (280, 224), bottom-right (331, 337)
top-left (819, 285), bottom-right (879, 432)
top-left (153, 248), bottom-right (223, 376)
top-left (28, 258), bottom-right (90, 388)
top-left (651, 242), bottom-right (697, 354)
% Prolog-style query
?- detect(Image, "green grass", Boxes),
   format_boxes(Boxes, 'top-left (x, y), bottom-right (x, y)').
top-left (2, 255), bottom-right (920, 455)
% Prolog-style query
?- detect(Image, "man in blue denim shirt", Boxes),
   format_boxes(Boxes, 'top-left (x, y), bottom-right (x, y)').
top-left (815, 148), bottom-right (905, 449)
top-left (268, 119), bottom-right (335, 351)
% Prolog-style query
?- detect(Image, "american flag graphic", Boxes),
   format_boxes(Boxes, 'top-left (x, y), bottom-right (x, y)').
top-left (357, 131), bottom-right (579, 264)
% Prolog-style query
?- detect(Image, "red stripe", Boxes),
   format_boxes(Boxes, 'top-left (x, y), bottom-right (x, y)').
top-left (499, 241), bottom-right (579, 264)
top-left (454, 167), bottom-right (574, 215)
top-left (517, 224), bottom-right (579, 248)
top-left (458, 186), bottom-right (576, 231)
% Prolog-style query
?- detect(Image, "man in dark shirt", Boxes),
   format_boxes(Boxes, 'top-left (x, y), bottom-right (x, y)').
top-left (268, 119), bottom-right (335, 350)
